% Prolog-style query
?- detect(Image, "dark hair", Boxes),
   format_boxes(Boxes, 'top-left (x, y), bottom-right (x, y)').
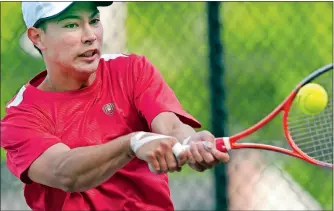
top-left (33, 20), bottom-right (47, 56)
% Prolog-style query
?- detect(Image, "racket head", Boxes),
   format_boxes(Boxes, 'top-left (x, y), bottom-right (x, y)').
top-left (283, 64), bottom-right (333, 169)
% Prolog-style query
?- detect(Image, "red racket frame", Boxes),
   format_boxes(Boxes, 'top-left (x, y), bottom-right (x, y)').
top-left (215, 89), bottom-right (333, 169)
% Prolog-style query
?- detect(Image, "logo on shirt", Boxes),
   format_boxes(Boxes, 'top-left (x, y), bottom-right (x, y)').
top-left (102, 103), bottom-right (115, 116)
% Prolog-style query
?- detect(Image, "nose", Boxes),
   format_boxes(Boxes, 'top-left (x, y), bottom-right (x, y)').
top-left (81, 25), bottom-right (97, 44)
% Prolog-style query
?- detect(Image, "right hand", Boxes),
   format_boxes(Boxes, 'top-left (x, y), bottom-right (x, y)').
top-left (130, 132), bottom-right (188, 173)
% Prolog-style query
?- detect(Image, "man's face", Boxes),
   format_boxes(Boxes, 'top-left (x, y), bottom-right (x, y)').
top-left (40, 2), bottom-right (103, 75)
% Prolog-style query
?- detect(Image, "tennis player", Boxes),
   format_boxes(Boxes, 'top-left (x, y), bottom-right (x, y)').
top-left (1, 2), bottom-right (229, 210)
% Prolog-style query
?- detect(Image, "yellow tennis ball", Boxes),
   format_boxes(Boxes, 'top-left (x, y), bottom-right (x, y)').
top-left (296, 83), bottom-right (328, 115)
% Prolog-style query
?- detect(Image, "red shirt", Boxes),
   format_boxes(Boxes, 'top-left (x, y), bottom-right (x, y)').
top-left (1, 54), bottom-right (201, 211)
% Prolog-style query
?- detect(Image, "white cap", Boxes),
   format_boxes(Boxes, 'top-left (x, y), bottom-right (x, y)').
top-left (22, 2), bottom-right (113, 28)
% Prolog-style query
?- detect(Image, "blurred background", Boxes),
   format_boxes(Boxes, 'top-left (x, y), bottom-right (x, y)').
top-left (1, 2), bottom-right (333, 210)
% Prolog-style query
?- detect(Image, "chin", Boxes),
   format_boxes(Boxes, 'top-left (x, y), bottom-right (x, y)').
top-left (76, 59), bottom-right (100, 74)
top-left (77, 67), bottom-right (98, 77)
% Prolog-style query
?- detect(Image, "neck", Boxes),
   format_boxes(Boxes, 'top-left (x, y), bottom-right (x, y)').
top-left (38, 70), bottom-right (96, 92)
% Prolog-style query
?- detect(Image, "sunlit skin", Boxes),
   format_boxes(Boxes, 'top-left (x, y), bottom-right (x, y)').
top-left (27, 2), bottom-right (103, 92)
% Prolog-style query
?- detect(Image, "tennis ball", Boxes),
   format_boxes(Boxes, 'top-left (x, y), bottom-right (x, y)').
top-left (296, 83), bottom-right (328, 115)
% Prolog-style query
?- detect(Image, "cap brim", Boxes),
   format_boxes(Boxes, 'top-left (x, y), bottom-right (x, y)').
top-left (33, 2), bottom-right (113, 27)
top-left (95, 2), bottom-right (113, 7)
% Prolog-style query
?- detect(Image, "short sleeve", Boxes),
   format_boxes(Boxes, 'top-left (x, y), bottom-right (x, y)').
top-left (131, 55), bottom-right (201, 129)
top-left (1, 106), bottom-right (61, 184)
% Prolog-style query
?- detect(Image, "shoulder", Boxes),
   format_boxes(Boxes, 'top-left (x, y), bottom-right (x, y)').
top-left (4, 85), bottom-right (46, 121)
top-left (100, 53), bottom-right (138, 65)
top-left (101, 53), bottom-right (131, 62)
top-left (5, 70), bottom-right (49, 113)
top-left (100, 53), bottom-right (151, 70)
top-left (99, 53), bottom-right (154, 79)
top-left (6, 85), bottom-right (28, 109)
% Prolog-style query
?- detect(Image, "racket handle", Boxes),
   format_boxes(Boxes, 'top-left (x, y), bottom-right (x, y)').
top-left (215, 138), bottom-right (230, 152)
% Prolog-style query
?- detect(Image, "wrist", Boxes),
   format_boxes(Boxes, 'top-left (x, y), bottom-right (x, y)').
top-left (168, 124), bottom-right (196, 144)
top-left (123, 133), bottom-right (136, 159)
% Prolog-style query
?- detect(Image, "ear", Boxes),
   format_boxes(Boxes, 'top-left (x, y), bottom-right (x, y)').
top-left (27, 27), bottom-right (46, 51)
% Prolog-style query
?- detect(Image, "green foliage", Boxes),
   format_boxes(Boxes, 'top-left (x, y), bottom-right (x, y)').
top-left (126, 2), bottom-right (211, 130)
top-left (1, 2), bottom-right (45, 161)
top-left (127, 2), bottom-right (333, 209)
top-left (219, 4), bottom-right (333, 208)
top-left (222, 2), bottom-right (332, 139)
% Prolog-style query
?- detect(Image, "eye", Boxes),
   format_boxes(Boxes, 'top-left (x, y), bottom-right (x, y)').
top-left (90, 18), bottom-right (100, 25)
top-left (64, 23), bottom-right (78, 29)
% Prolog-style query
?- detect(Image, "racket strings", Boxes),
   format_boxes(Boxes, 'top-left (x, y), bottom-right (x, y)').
top-left (289, 126), bottom-right (332, 140)
top-left (289, 103), bottom-right (332, 133)
top-left (288, 74), bottom-right (333, 165)
top-left (288, 101), bottom-right (333, 124)
top-left (296, 134), bottom-right (332, 146)
top-left (298, 142), bottom-right (332, 155)
top-left (288, 120), bottom-right (331, 134)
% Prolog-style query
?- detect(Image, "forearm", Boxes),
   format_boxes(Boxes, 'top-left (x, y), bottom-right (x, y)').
top-left (166, 123), bottom-right (196, 143)
top-left (151, 113), bottom-right (197, 143)
top-left (54, 133), bottom-right (134, 192)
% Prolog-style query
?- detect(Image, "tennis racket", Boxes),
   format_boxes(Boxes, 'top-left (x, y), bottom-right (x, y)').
top-left (168, 64), bottom-right (333, 170)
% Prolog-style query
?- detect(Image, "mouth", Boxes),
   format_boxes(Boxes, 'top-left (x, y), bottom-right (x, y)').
top-left (79, 49), bottom-right (98, 58)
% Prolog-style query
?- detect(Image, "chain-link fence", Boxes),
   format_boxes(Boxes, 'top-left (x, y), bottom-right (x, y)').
top-left (1, 2), bottom-right (333, 210)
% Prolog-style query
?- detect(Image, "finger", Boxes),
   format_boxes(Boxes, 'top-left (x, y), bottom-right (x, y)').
top-left (165, 151), bottom-right (178, 172)
top-left (187, 149), bottom-right (196, 165)
top-left (190, 142), bottom-right (203, 163)
top-left (160, 139), bottom-right (177, 172)
top-left (198, 142), bottom-right (215, 166)
top-left (212, 149), bottom-right (230, 163)
top-left (190, 142), bottom-right (211, 169)
top-left (148, 153), bottom-right (160, 172)
top-left (177, 149), bottom-right (191, 167)
top-left (190, 163), bottom-right (206, 172)
top-left (156, 149), bottom-right (168, 173)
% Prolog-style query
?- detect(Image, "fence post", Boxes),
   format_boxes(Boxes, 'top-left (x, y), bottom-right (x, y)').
top-left (207, 2), bottom-right (229, 211)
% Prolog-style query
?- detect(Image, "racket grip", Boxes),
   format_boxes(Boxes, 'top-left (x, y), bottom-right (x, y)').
top-left (215, 138), bottom-right (229, 152)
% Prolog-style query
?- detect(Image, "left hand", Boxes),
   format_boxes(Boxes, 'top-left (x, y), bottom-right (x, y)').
top-left (185, 130), bottom-right (230, 172)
